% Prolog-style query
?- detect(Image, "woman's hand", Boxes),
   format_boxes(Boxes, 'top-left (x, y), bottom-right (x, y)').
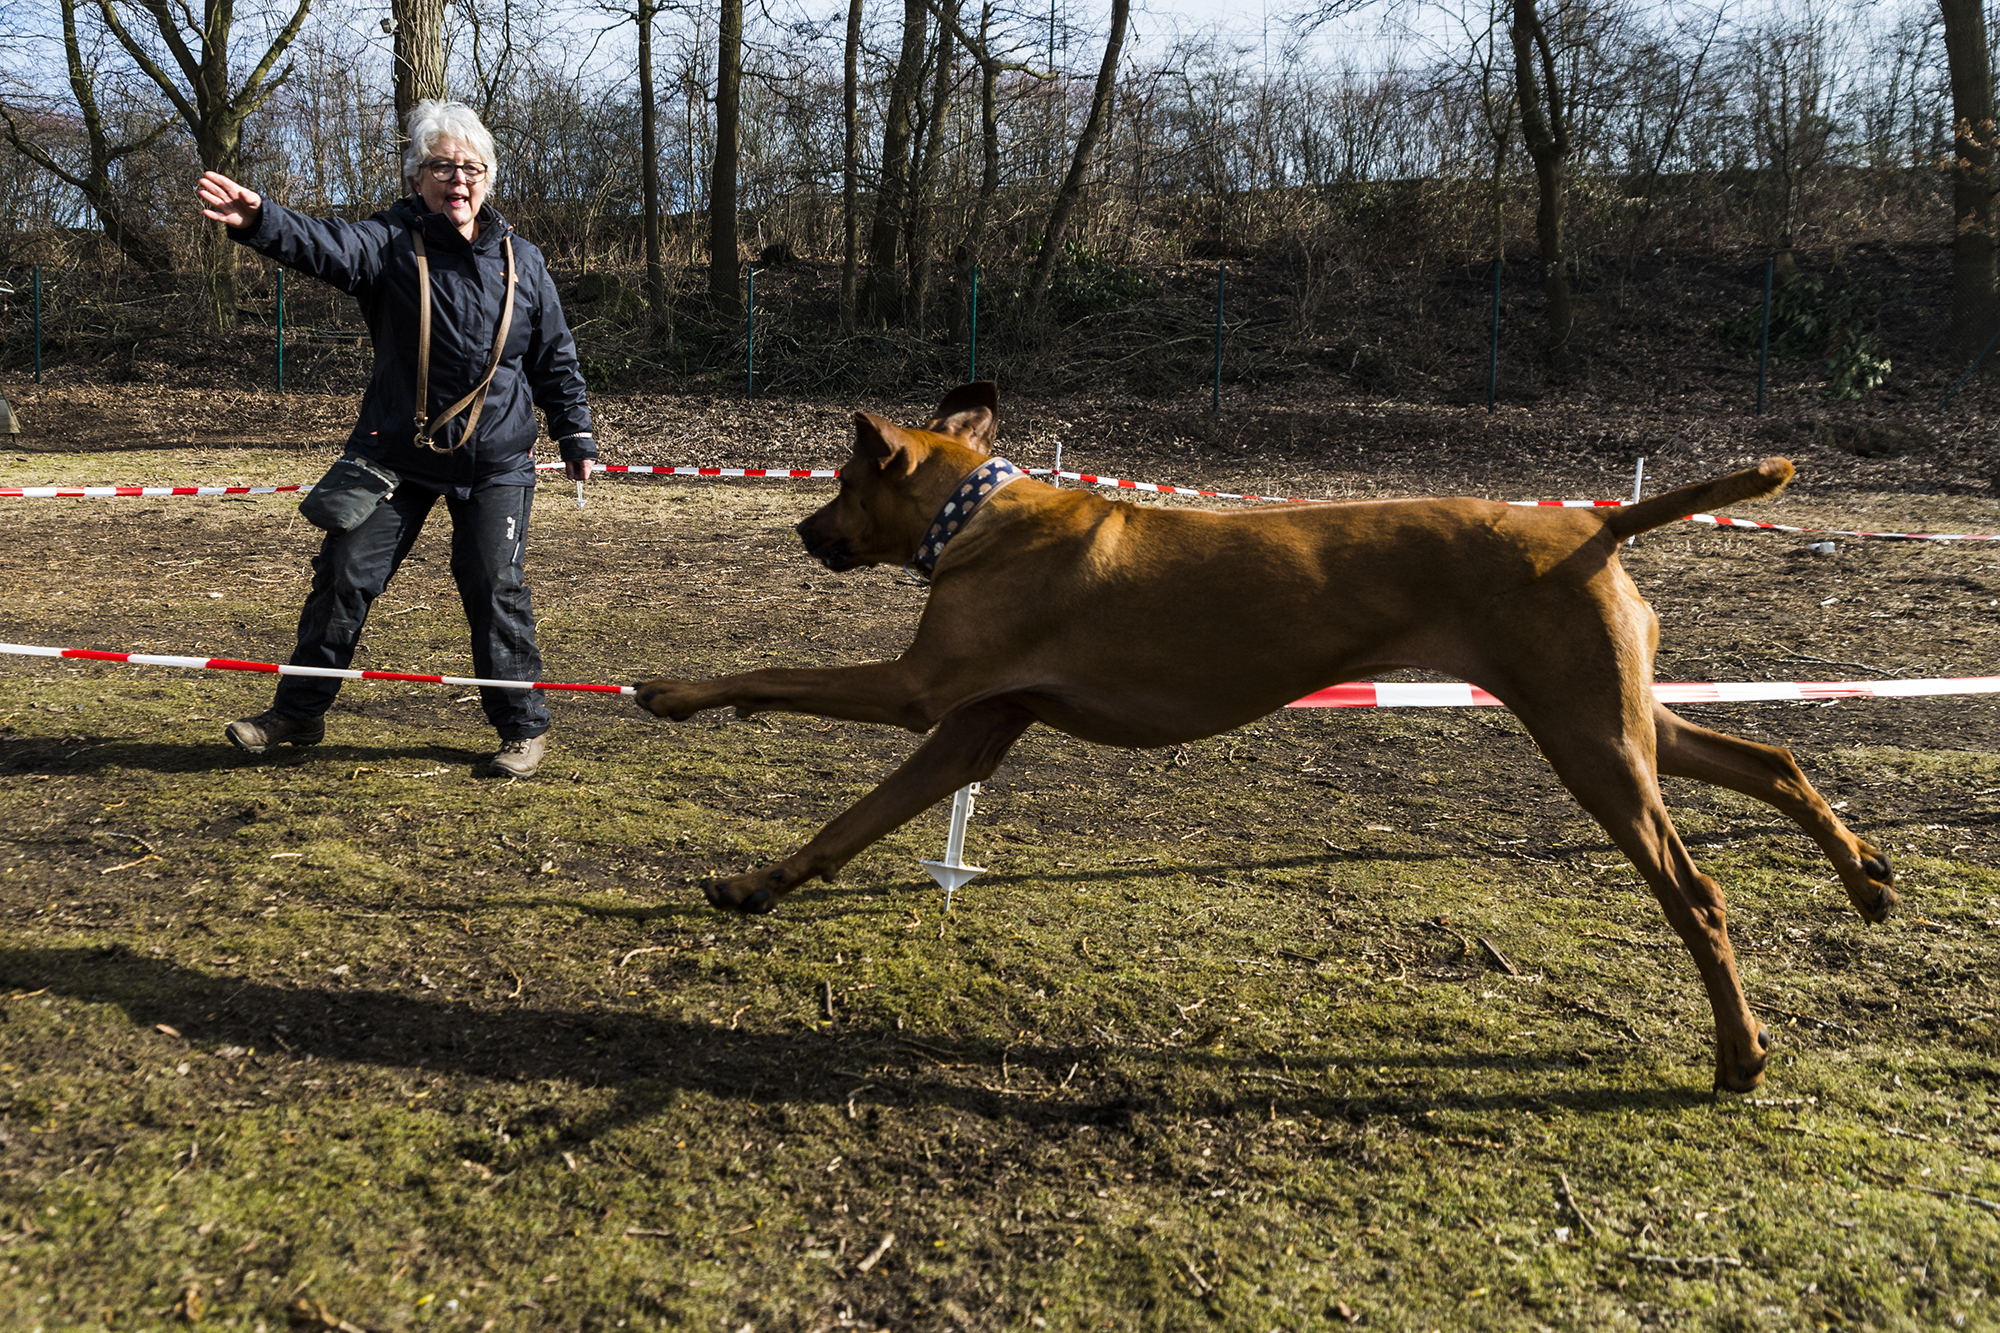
top-left (196, 172), bottom-right (262, 229)
top-left (564, 459), bottom-right (592, 483)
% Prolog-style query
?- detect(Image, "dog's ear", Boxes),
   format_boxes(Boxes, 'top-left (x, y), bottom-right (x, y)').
top-left (923, 381), bottom-right (999, 453)
top-left (854, 412), bottom-right (917, 474)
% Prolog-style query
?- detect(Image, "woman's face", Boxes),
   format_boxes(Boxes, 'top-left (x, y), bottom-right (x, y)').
top-left (412, 135), bottom-right (489, 239)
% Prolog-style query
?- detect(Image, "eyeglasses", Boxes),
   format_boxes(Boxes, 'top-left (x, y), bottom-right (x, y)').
top-left (420, 160), bottom-right (487, 182)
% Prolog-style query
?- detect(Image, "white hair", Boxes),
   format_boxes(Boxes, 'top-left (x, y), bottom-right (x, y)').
top-left (401, 100), bottom-right (498, 188)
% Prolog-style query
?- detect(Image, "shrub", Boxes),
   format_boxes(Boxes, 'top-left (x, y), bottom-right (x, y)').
top-left (1718, 270), bottom-right (1891, 399)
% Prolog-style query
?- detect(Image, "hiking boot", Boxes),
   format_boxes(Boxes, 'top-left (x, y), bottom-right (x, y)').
top-left (488, 734), bottom-right (545, 778)
top-left (225, 709), bottom-right (324, 754)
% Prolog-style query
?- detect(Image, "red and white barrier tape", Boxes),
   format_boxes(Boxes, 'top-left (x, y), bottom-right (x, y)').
top-left (1289, 677), bottom-right (2000, 708)
top-left (1021, 467), bottom-right (1313, 505)
top-left (0, 484), bottom-right (307, 498)
top-left (5, 462), bottom-right (1994, 544)
top-left (0, 643), bottom-right (634, 695)
top-left (0, 466), bottom-right (838, 498)
top-left (7, 641), bottom-right (1994, 709)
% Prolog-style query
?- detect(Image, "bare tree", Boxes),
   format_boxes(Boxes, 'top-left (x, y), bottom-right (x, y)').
top-left (95, 0), bottom-right (314, 328)
top-left (708, 0), bottom-right (742, 312)
top-left (903, 0), bottom-right (958, 327)
top-left (863, 0), bottom-right (928, 328)
top-left (1942, 0), bottom-right (1995, 364)
top-left (1438, 0), bottom-right (1519, 267)
top-left (1741, 11), bottom-right (1840, 260)
top-left (954, 1), bottom-right (1002, 340)
top-left (838, 0), bottom-right (861, 333)
top-left (1025, 0), bottom-right (1128, 318)
top-left (0, 0), bottom-right (174, 273)
top-left (1510, 0), bottom-right (1577, 370)
top-left (591, 0), bottom-right (675, 340)
top-left (1618, 4), bottom-right (1724, 264)
top-left (391, 0), bottom-right (447, 136)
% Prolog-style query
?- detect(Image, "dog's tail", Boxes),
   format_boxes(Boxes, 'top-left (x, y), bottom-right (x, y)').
top-left (1602, 456), bottom-right (1794, 542)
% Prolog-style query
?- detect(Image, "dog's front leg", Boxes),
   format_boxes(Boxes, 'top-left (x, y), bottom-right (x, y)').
top-left (635, 661), bottom-right (940, 731)
top-left (698, 700), bottom-right (1035, 914)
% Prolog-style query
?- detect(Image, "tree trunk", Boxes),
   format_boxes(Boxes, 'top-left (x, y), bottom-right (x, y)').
top-left (708, 0), bottom-right (743, 313)
top-left (392, 0), bottom-right (448, 140)
top-left (904, 0), bottom-right (957, 328)
top-left (1509, 0), bottom-right (1576, 373)
top-left (839, 0), bottom-right (863, 334)
top-left (1942, 0), bottom-right (1997, 366)
top-left (949, 1), bottom-right (1000, 344)
top-left (864, 0), bottom-right (927, 329)
top-left (1025, 0), bottom-right (1128, 319)
top-left (198, 119), bottom-right (247, 330)
top-left (638, 0), bottom-right (673, 344)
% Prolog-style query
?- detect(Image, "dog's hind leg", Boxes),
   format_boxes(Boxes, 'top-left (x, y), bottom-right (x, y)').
top-left (1513, 694), bottom-right (1772, 1092)
top-left (1653, 703), bottom-right (1895, 923)
top-left (698, 700), bottom-right (1035, 914)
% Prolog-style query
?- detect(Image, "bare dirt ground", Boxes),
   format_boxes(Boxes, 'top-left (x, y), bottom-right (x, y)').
top-left (0, 375), bottom-right (1996, 1331)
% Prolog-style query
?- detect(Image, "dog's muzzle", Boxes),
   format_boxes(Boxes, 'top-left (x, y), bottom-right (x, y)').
top-left (795, 519), bottom-right (854, 571)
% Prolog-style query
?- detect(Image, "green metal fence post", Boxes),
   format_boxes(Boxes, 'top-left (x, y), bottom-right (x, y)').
top-left (745, 266), bottom-right (756, 400)
top-left (32, 265), bottom-right (42, 384)
top-left (276, 267), bottom-right (286, 392)
top-left (1212, 263), bottom-right (1225, 415)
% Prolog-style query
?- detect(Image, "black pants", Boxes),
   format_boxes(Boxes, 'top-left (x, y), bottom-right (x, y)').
top-left (272, 483), bottom-right (550, 739)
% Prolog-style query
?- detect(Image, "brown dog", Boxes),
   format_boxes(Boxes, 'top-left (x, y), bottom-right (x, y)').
top-left (635, 382), bottom-right (1895, 1092)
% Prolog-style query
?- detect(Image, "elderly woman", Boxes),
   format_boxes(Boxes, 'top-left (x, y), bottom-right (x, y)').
top-left (196, 99), bottom-right (594, 778)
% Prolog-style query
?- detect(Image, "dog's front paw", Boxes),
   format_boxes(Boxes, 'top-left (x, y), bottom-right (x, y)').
top-left (1847, 843), bottom-right (1897, 924)
top-left (701, 867), bottom-right (790, 914)
top-left (634, 677), bottom-right (702, 721)
top-left (1714, 1022), bottom-right (1771, 1094)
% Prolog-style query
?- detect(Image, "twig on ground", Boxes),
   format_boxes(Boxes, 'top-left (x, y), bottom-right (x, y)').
top-left (1758, 1003), bottom-right (1859, 1037)
top-left (1478, 936), bottom-right (1520, 976)
top-left (1917, 1188), bottom-right (2000, 1214)
top-left (855, 1232), bottom-right (895, 1273)
top-left (1627, 1253), bottom-right (1743, 1270)
top-left (1558, 1172), bottom-right (1601, 1239)
top-left (1882, 1125), bottom-right (1976, 1149)
top-left (1237, 1071), bottom-right (1315, 1091)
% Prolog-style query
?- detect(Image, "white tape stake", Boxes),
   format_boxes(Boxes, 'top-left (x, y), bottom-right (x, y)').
top-left (1051, 442), bottom-right (1063, 489)
top-left (921, 782), bottom-right (986, 910)
top-left (1627, 457), bottom-right (1646, 548)
top-left (575, 479), bottom-right (587, 510)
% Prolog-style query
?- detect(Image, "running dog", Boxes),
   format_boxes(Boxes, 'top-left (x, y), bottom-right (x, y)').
top-left (634, 382), bottom-right (1894, 1091)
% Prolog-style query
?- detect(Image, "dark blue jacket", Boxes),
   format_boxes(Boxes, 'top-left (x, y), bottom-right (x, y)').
top-left (231, 196), bottom-right (593, 491)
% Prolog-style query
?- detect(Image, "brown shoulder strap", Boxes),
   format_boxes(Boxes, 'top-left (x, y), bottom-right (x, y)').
top-left (412, 228), bottom-right (432, 440)
top-left (411, 230), bottom-right (518, 453)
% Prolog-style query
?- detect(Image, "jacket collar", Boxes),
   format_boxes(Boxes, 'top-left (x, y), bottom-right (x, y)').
top-left (395, 196), bottom-right (510, 253)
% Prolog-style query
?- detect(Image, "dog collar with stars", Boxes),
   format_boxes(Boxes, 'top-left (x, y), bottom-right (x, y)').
top-left (909, 457), bottom-right (1024, 579)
